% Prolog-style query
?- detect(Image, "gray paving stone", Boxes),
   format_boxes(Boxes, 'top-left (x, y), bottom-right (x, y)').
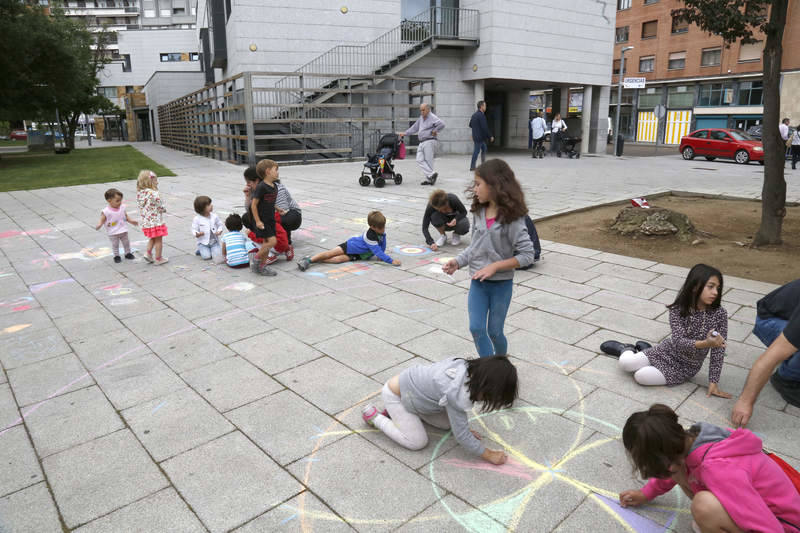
top-left (181, 356), bottom-right (283, 412)
top-left (730, 304), bottom-right (756, 325)
top-left (589, 252), bottom-right (657, 270)
top-left (512, 358), bottom-right (597, 412)
top-left (345, 308), bottom-right (435, 345)
top-left (122, 308), bottom-right (194, 344)
top-left (723, 287), bottom-right (763, 307)
top-left (723, 275), bottom-right (778, 295)
top-left (377, 290), bottom-right (451, 318)
top-left (0, 425), bottom-right (43, 498)
top-left (0, 482), bottom-right (62, 533)
top-left (277, 356), bottom-right (379, 415)
top-left (234, 491), bottom-right (354, 532)
top-left (587, 262), bottom-right (659, 283)
top-left (8, 353), bottom-right (93, 407)
top-left (70, 327), bottom-right (149, 370)
top-left (276, 309), bottom-right (353, 345)
top-left (197, 310), bottom-right (273, 345)
top-left (91, 351), bottom-right (185, 410)
top-left (0, 384), bottom-right (20, 430)
top-left (690, 361), bottom-right (787, 411)
top-left (0, 326), bottom-right (74, 370)
top-left (73, 488), bottom-right (206, 533)
top-left (523, 260), bottom-right (600, 283)
top-left (396, 494), bottom-right (504, 532)
top-left (227, 389), bottom-right (348, 465)
top-left (390, 276), bottom-right (465, 301)
top-left (651, 287), bottom-right (678, 305)
top-left (506, 308), bottom-right (597, 344)
top-left (399, 329), bottom-right (476, 360)
top-left (0, 308), bottom-right (53, 332)
top-left (563, 388), bottom-right (650, 438)
top-left (315, 330), bottom-right (414, 375)
top-left (648, 272), bottom-right (687, 290)
top-left (288, 435), bottom-right (438, 532)
top-left (292, 291), bottom-right (378, 321)
top-left (122, 387), bottom-right (234, 462)
top-left (148, 329), bottom-right (235, 373)
top-left (230, 328), bottom-right (322, 375)
top-left (520, 274), bottom-right (600, 300)
top-left (545, 242), bottom-right (602, 258)
top-left (512, 290), bottom-right (598, 320)
top-left (53, 310), bottom-right (121, 343)
top-left (726, 319), bottom-right (755, 342)
top-left (586, 274), bottom-right (664, 299)
top-left (25, 386), bottom-right (124, 458)
top-left (43, 429), bottom-right (168, 529)
top-left (100, 292), bottom-right (167, 320)
top-left (646, 262), bottom-right (691, 277)
top-left (144, 276), bottom-right (206, 300)
top-left (505, 329), bottom-right (598, 370)
top-left (579, 308), bottom-right (671, 342)
top-left (582, 289), bottom-right (667, 320)
top-left (162, 431), bottom-right (303, 533)
top-left (166, 291), bottom-right (235, 321)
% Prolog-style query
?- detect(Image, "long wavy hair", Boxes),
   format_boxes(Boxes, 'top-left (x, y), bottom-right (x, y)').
top-left (668, 263), bottom-right (723, 317)
top-left (468, 159), bottom-right (528, 223)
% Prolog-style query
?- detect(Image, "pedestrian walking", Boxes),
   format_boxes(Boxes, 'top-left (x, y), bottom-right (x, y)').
top-left (399, 103), bottom-right (445, 186)
top-left (792, 125), bottom-right (800, 170)
top-left (530, 112), bottom-right (546, 159)
top-left (469, 101), bottom-right (493, 171)
top-left (550, 113), bottom-right (567, 157)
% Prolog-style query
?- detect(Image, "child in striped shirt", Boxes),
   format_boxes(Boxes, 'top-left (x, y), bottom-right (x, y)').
top-left (221, 214), bottom-right (250, 268)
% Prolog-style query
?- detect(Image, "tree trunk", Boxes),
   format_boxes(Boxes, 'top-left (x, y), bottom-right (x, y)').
top-left (753, 0), bottom-right (789, 246)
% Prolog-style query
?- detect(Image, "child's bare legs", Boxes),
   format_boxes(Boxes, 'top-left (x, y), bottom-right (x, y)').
top-left (153, 237), bottom-right (163, 259)
top-left (691, 491), bottom-right (743, 533)
top-left (255, 236), bottom-right (277, 262)
top-left (311, 247), bottom-right (350, 264)
top-left (146, 238), bottom-right (154, 257)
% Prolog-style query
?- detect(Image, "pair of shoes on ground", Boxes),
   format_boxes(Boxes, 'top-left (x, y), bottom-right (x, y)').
top-left (421, 172), bottom-right (438, 186)
top-left (143, 254), bottom-right (169, 265)
top-left (434, 233), bottom-right (461, 247)
top-left (248, 252), bottom-right (277, 276)
top-left (361, 404), bottom-right (390, 426)
top-left (263, 244), bottom-right (295, 266)
top-left (600, 340), bottom-right (652, 358)
top-left (297, 256), bottom-right (312, 271)
top-left (113, 253), bottom-right (136, 263)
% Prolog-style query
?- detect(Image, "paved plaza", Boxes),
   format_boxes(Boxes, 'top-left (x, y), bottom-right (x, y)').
top-left (0, 144), bottom-right (798, 532)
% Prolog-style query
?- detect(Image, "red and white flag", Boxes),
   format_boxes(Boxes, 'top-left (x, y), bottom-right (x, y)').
top-left (630, 197), bottom-right (650, 208)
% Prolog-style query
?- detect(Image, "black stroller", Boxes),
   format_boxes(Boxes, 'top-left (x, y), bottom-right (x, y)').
top-left (359, 133), bottom-right (403, 188)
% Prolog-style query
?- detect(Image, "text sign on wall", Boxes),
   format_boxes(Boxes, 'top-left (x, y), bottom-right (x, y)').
top-left (622, 77), bottom-right (646, 89)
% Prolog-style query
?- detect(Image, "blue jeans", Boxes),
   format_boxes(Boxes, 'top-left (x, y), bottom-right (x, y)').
top-left (470, 141), bottom-right (487, 170)
top-left (753, 315), bottom-right (800, 381)
top-left (197, 241), bottom-right (222, 260)
top-left (468, 279), bottom-right (513, 357)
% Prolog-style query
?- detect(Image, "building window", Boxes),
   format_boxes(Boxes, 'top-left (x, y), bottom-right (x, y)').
top-left (701, 47), bottom-right (722, 66)
top-left (615, 26), bottom-right (629, 43)
top-left (159, 8), bottom-right (170, 16)
top-left (160, 52), bottom-right (184, 62)
top-left (671, 15), bottom-right (689, 34)
top-left (698, 83), bottom-right (732, 106)
top-left (191, 6), bottom-right (195, 14)
top-left (122, 54), bottom-right (131, 72)
top-left (638, 87), bottom-right (663, 109)
top-left (173, 7), bottom-right (184, 14)
top-left (125, 86), bottom-right (135, 93)
top-left (613, 59), bottom-right (626, 75)
top-left (144, 8), bottom-right (154, 16)
top-left (97, 87), bottom-right (117, 99)
top-left (639, 56), bottom-right (655, 73)
top-left (667, 85), bottom-right (693, 107)
top-left (668, 51), bottom-right (686, 70)
top-left (644, 0), bottom-right (658, 4)
top-left (738, 41), bottom-right (763, 62)
top-left (190, 52), bottom-right (199, 61)
top-left (738, 80), bottom-right (764, 105)
top-left (642, 20), bottom-right (658, 39)
top-left (617, 0), bottom-right (631, 9)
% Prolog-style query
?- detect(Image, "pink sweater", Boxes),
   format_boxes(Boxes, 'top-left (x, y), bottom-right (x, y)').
top-left (642, 428), bottom-right (800, 532)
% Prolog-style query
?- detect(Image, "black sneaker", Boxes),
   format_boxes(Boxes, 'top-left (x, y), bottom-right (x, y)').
top-left (770, 372), bottom-right (800, 407)
top-left (124, 253), bottom-right (135, 260)
top-left (600, 340), bottom-right (636, 358)
top-left (430, 172), bottom-right (438, 184)
top-left (113, 256), bottom-right (122, 263)
top-left (420, 179), bottom-right (433, 186)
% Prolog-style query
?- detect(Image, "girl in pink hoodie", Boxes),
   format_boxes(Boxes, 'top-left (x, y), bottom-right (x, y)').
top-left (619, 404), bottom-right (800, 532)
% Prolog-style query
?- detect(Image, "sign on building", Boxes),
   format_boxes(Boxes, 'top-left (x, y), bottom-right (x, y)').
top-left (568, 92), bottom-right (583, 113)
top-left (623, 77), bottom-right (646, 89)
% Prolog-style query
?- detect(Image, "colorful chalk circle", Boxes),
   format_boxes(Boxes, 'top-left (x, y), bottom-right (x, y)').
top-left (393, 245), bottom-right (432, 256)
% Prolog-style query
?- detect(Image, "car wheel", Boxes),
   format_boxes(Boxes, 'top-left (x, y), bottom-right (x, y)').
top-left (682, 146), bottom-right (695, 160)
top-left (759, 160), bottom-right (765, 165)
top-left (735, 150), bottom-right (750, 164)
top-left (704, 156), bottom-right (716, 161)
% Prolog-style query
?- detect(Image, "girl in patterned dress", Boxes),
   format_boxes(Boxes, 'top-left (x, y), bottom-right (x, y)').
top-left (136, 170), bottom-right (169, 265)
top-left (618, 264), bottom-right (731, 397)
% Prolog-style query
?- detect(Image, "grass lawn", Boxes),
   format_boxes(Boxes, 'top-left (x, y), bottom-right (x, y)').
top-left (0, 146), bottom-right (175, 192)
top-left (0, 139), bottom-right (26, 147)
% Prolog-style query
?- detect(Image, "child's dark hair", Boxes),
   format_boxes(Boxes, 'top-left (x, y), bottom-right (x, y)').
top-left (622, 404), bottom-right (697, 480)
top-left (668, 263), bottom-right (723, 316)
top-left (462, 355), bottom-right (518, 413)
top-left (194, 195), bottom-right (212, 215)
top-left (244, 166), bottom-right (259, 182)
top-left (367, 210), bottom-right (386, 229)
top-left (225, 213), bottom-right (243, 231)
top-left (104, 188), bottom-right (122, 201)
top-left (469, 159), bottom-right (528, 222)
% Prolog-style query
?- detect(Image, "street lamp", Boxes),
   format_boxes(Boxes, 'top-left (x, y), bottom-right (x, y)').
top-left (614, 45), bottom-right (634, 157)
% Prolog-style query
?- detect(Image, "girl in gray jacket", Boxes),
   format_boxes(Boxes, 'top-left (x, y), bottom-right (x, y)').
top-left (443, 159), bottom-right (536, 357)
top-left (362, 356), bottom-right (518, 465)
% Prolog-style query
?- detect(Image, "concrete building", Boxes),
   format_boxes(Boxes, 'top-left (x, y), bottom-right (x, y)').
top-left (612, 0), bottom-right (800, 144)
top-left (159, 0), bottom-right (615, 162)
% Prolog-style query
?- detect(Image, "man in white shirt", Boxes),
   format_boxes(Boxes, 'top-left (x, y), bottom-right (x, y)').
top-left (530, 112), bottom-right (547, 158)
top-left (780, 118), bottom-right (790, 141)
top-left (399, 103), bottom-right (446, 185)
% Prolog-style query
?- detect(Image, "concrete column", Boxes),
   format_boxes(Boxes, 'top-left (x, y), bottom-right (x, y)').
top-left (551, 87), bottom-right (561, 118)
top-left (473, 80), bottom-right (484, 105)
top-left (559, 87), bottom-right (569, 118)
top-left (581, 85), bottom-right (593, 154)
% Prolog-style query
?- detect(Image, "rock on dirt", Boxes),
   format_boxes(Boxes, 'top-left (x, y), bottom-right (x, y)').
top-left (611, 206), bottom-right (695, 241)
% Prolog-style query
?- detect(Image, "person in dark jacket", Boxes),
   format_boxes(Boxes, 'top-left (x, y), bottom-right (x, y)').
top-left (422, 189), bottom-right (469, 250)
top-left (469, 101), bottom-right (493, 171)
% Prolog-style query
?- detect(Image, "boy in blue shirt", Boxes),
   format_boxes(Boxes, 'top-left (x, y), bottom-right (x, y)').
top-left (297, 211), bottom-right (401, 270)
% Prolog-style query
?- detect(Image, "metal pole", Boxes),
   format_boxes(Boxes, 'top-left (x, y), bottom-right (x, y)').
top-left (243, 73), bottom-right (256, 166)
top-left (614, 53), bottom-right (625, 157)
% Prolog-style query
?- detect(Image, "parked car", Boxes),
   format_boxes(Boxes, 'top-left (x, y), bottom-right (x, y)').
top-left (679, 128), bottom-right (764, 165)
top-left (9, 130), bottom-right (28, 140)
top-left (745, 124), bottom-right (762, 140)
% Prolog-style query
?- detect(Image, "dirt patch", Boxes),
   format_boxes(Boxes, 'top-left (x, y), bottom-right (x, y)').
top-left (536, 195), bottom-right (800, 285)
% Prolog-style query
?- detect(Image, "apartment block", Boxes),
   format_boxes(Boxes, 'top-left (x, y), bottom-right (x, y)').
top-left (611, 0), bottom-right (800, 144)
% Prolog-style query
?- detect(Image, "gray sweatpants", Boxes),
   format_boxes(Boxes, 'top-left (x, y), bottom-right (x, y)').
top-left (416, 139), bottom-right (436, 178)
top-left (109, 232), bottom-right (130, 256)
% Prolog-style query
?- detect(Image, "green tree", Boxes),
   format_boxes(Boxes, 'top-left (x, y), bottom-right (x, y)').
top-left (674, 0), bottom-right (789, 245)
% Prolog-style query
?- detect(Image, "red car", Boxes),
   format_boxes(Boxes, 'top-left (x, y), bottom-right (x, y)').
top-left (679, 128), bottom-right (764, 164)
top-left (9, 130), bottom-right (27, 140)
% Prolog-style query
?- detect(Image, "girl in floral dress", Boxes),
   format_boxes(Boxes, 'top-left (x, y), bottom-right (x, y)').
top-left (136, 170), bottom-right (169, 265)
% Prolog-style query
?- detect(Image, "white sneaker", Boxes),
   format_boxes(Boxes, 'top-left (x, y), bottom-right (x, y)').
top-left (434, 234), bottom-right (447, 247)
top-left (450, 234), bottom-right (461, 245)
